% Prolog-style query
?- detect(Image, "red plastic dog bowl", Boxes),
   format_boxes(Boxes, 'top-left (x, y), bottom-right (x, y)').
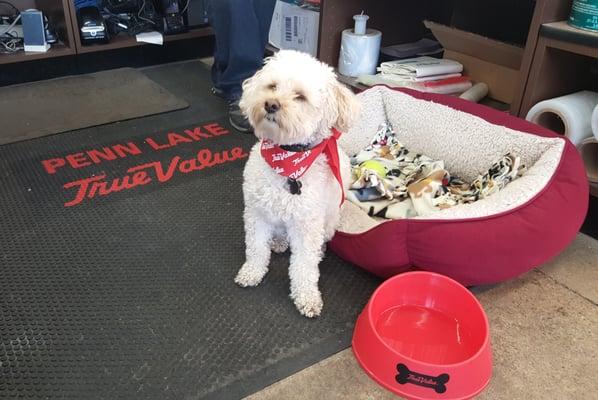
top-left (352, 271), bottom-right (492, 400)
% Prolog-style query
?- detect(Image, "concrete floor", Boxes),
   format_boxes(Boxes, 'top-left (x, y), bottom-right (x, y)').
top-left (246, 233), bottom-right (598, 400)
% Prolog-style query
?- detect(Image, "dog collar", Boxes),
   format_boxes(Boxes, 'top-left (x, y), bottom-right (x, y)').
top-left (279, 143), bottom-right (314, 152)
top-left (260, 128), bottom-right (344, 205)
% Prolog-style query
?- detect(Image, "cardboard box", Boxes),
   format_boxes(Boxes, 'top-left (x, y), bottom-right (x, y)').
top-left (269, 0), bottom-right (320, 57)
top-left (424, 20), bottom-right (524, 104)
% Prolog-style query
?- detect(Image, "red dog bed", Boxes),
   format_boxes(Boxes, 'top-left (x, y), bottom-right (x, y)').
top-left (330, 86), bottom-right (588, 286)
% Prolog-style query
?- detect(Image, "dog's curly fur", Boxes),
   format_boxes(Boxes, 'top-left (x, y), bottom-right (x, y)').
top-left (235, 50), bottom-right (360, 317)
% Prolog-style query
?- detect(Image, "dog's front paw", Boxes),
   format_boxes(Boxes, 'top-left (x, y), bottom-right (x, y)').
top-left (291, 289), bottom-right (323, 318)
top-left (235, 263), bottom-right (267, 287)
top-left (270, 237), bottom-right (289, 254)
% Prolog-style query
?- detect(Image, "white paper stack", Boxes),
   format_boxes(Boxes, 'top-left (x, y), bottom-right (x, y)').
top-left (378, 56), bottom-right (463, 82)
top-left (360, 56), bottom-right (473, 95)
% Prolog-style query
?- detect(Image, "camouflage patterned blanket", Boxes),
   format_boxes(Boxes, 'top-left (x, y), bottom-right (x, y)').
top-left (347, 123), bottom-right (526, 219)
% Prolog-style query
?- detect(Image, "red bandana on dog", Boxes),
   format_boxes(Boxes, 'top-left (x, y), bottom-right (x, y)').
top-left (261, 128), bottom-right (344, 205)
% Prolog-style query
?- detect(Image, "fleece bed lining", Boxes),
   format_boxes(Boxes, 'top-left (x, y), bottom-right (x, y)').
top-left (338, 87), bottom-right (565, 234)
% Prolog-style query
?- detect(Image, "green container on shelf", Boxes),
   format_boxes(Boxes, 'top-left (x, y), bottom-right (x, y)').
top-left (569, 0), bottom-right (598, 32)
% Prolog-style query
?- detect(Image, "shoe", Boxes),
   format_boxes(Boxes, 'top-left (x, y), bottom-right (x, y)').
top-left (211, 87), bottom-right (252, 133)
top-left (228, 99), bottom-right (253, 133)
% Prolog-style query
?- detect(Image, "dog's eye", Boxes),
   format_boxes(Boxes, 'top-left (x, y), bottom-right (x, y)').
top-left (267, 83), bottom-right (277, 90)
top-left (294, 93), bottom-right (307, 102)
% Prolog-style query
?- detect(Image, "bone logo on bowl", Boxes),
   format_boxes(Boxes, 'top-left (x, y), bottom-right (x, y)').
top-left (395, 364), bottom-right (450, 394)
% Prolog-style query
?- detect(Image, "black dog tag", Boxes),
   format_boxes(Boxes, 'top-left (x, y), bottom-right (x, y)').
top-left (287, 178), bottom-right (302, 195)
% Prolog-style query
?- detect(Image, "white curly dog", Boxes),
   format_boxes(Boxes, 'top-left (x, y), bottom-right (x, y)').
top-left (235, 50), bottom-right (360, 317)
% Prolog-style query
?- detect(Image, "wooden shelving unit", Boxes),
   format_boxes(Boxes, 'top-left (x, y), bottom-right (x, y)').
top-left (0, 41), bottom-right (72, 64)
top-left (507, 0), bottom-right (574, 116)
top-left (542, 21), bottom-right (598, 51)
top-left (314, 0), bottom-right (598, 118)
top-left (0, 0), bottom-right (76, 65)
top-left (74, 26), bottom-right (213, 54)
top-left (0, 0), bottom-right (213, 65)
top-left (519, 20), bottom-right (598, 117)
top-left (520, 18), bottom-right (598, 197)
top-left (317, 0), bottom-right (448, 68)
top-left (316, 0), bottom-right (530, 111)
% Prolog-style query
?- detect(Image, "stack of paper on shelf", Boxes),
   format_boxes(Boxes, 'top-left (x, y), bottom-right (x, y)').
top-left (359, 56), bottom-right (473, 95)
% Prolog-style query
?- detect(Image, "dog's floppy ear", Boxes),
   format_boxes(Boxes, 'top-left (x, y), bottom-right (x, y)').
top-left (333, 81), bottom-right (360, 132)
top-left (240, 66), bottom-right (267, 115)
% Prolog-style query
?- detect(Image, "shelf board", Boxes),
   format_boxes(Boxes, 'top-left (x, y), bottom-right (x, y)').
top-left (0, 42), bottom-right (74, 65)
top-left (76, 26), bottom-right (213, 54)
top-left (541, 21), bottom-right (598, 49)
top-left (479, 97), bottom-right (510, 112)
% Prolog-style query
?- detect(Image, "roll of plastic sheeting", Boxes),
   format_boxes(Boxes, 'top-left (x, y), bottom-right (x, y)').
top-left (338, 28), bottom-right (382, 77)
top-left (526, 91), bottom-right (598, 147)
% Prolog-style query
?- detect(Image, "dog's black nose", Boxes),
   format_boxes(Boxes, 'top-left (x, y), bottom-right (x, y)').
top-left (265, 100), bottom-right (280, 114)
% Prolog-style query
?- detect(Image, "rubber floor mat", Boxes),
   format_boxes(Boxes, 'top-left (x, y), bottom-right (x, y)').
top-left (0, 119), bottom-right (379, 400)
top-left (0, 68), bottom-right (189, 145)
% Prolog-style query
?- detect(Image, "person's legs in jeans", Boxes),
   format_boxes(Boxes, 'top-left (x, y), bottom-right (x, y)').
top-left (254, 0), bottom-right (276, 55)
top-left (207, 0), bottom-right (276, 131)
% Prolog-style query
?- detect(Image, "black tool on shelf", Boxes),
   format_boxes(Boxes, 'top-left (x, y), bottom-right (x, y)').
top-left (158, 0), bottom-right (186, 35)
top-left (77, 6), bottom-right (109, 44)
